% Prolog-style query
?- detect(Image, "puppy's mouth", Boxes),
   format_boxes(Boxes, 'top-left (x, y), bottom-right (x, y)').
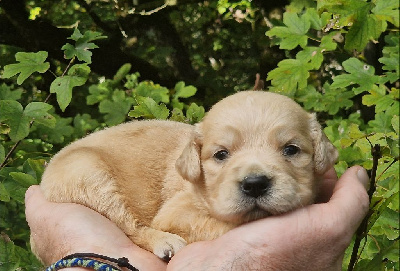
top-left (241, 202), bottom-right (272, 223)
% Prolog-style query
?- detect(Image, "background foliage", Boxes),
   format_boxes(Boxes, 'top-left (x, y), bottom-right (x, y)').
top-left (0, 0), bottom-right (398, 270)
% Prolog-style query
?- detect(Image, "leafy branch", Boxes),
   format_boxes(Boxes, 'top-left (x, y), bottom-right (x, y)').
top-left (0, 57), bottom-right (75, 169)
top-left (0, 29), bottom-right (104, 169)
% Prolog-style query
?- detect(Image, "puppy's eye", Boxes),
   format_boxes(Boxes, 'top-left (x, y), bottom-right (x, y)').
top-left (213, 150), bottom-right (230, 161)
top-left (283, 144), bottom-right (300, 156)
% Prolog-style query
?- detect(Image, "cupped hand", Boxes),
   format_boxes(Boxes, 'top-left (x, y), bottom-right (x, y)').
top-left (167, 166), bottom-right (370, 271)
top-left (25, 185), bottom-right (166, 271)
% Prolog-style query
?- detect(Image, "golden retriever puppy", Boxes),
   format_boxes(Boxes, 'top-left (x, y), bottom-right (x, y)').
top-left (38, 90), bottom-right (338, 261)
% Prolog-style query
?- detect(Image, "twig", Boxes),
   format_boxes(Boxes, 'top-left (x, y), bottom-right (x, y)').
top-left (0, 141), bottom-right (22, 168)
top-left (347, 143), bottom-right (381, 271)
top-left (128, 2), bottom-right (169, 15)
top-left (253, 73), bottom-right (264, 90)
top-left (62, 57), bottom-right (75, 77)
top-left (0, 111), bottom-right (49, 169)
top-left (376, 158), bottom-right (398, 181)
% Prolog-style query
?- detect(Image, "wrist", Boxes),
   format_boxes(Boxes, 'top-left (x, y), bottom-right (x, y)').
top-left (45, 244), bottom-right (166, 271)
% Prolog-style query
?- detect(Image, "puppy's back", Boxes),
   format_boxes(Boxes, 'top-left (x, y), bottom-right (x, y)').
top-left (40, 120), bottom-right (194, 225)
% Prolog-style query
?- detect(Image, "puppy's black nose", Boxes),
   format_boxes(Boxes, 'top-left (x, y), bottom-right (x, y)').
top-left (241, 175), bottom-right (271, 198)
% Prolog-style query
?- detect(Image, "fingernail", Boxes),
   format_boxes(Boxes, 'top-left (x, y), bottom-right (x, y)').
top-left (356, 167), bottom-right (369, 189)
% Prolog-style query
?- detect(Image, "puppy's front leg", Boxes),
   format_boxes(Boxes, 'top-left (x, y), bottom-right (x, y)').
top-left (131, 226), bottom-right (187, 261)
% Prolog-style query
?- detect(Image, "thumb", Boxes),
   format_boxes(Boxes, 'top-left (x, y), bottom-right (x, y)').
top-left (329, 166), bottom-right (370, 231)
top-left (25, 185), bottom-right (48, 221)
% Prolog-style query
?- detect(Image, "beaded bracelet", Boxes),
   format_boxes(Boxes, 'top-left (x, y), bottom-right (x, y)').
top-left (46, 253), bottom-right (139, 271)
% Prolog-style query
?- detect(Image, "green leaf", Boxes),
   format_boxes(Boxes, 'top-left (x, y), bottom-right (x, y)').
top-left (0, 83), bottom-right (23, 100)
top-left (174, 81), bottom-right (197, 99)
top-left (62, 29), bottom-right (106, 63)
top-left (0, 235), bottom-right (41, 268)
top-left (345, 14), bottom-right (384, 52)
top-left (50, 64), bottom-right (90, 111)
top-left (0, 182), bottom-right (10, 202)
top-left (0, 100), bottom-right (26, 141)
top-left (70, 28), bottom-right (84, 41)
top-left (87, 83), bottom-right (111, 105)
top-left (301, 84), bottom-right (355, 115)
top-left (317, 0), bottom-right (367, 16)
top-left (324, 85), bottom-right (354, 114)
top-left (134, 82), bottom-right (170, 104)
top-left (379, 33), bottom-right (399, 83)
top-left (9, 172), bottom-right (38, 187)
top-left (296, 85), bottom-right (324, 111)
top-left (0, 238), bottom-right (18, 270)
top-left (320, 31), bottom-right (339, 51)
top-left (112, 63), bottom-right (132, 83)
top-left (338, 144), bottom-right (365, 164)
top-left (172, 82), bottom-right (198, 110)
top-left (62, 42), bottom-right (97, 64)
top-left (0, 144), bottom-right (4, 165)
top-left (76, 29), bottom-right (106, 42)
top-left (362, 85), bottom-right (396, 113)
top-left (318, 0), bottom-right (385, 52)
top-left (371, 0), bottom-right (399, 27)
top-left (355, 239), bottom-right (399, 270)
top-left (266, 12), bottom-right (310, 50)
top-left (373, 207), bottom-right (400, 240)
top-left (331, 58), bottom-right (383, 94)
top-left (303, 8), bottom-right (330, 30)
top-left (347, 123), bottom-right (366, 139)
top-left (2, 51), bottom-right (50, 84)
top-left (128, 97), bottom-right (170, 120)
top-left (368, 111), bottom-right (396, 134)
top-left (0, 101), bottom-right (54, 141)
top-left (124, 72), bottom-right (141, 89)
top-left (186, 103), bottom-right (205, 123)
top-left (368, 193), bottom-right (399, 233)
top-left (73, 114), bottom-right (100, 138)
top-left (169, 108), bottom-right (186, 122)
top-left (99, 91), bottom-right (133, 126)
top-left (36, 116), bottom-right (74, 144)
top-left (286, 0), bottom-right (316, 13)
top-left (24, 102), bottom-right (56, 128)
top-left (26, 158), bottom-right (46, 181)
top-left (267, 58), bottom-right (310, 94)
top-left (295, 47), bottom-right (323, 70)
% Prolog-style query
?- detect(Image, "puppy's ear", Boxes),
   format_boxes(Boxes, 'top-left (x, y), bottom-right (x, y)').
top-left (309, 113), bottom-right (338, 175)
top-left (175, 125), bottom-right (203, 183)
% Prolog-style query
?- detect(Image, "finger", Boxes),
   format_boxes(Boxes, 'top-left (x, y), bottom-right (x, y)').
top-left (316, 167), bottom-right (338, 203)
top-left (25, 185), bottom-right (47, 222)
top-left (329, 166), bottom-right (370, 230)
top-left (25, 185), bottom-right (40, 204)
top-left (324, 166), bottom-right (338, 181)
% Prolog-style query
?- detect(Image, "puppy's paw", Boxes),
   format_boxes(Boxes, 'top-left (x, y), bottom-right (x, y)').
top-left (153, 232), bottom-right (187, 262)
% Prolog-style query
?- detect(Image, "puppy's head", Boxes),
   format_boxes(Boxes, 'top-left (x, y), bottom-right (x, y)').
top-left (176, 91), bottom-right (338, 224)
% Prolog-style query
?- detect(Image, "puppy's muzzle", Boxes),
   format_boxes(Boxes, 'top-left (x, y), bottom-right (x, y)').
top-left (241, 175), bottom-right (271, 198)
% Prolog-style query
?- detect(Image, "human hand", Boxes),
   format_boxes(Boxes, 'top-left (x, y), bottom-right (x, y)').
top-left (25, 185), bottom-right (167, 271)
top-left (167, 166), bottom-right (370, 271)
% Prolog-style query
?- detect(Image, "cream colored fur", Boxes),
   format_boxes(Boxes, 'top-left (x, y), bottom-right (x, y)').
top-left (37, 90), bottom-right (338, 260)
